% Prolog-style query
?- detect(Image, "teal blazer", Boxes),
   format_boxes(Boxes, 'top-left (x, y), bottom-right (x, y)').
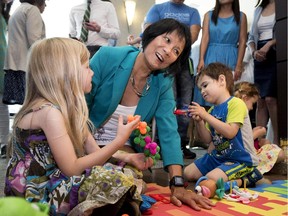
top-left (86, 46), bottom-right (183, 168)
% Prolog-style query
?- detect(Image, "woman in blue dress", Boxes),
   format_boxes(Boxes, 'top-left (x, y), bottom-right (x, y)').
top-left (194, 0), bottom-right (247, 107)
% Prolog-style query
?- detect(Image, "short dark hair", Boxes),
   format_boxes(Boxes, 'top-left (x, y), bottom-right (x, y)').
top-left (20, 0), bottom-right (36, 4)
top-left (141, 18), bottom-right (191, 76)
top-left (20, 0), bottom-right (45, 5)
top-left (197, 62), bottom-right (234, 95)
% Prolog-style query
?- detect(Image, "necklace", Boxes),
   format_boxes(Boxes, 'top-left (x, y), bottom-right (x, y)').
top-left (130, 74), bottom-right (151, 97)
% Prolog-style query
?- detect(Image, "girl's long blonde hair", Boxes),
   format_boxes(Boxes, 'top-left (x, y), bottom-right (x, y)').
top-left (13, 37), bottom-right (90, 157)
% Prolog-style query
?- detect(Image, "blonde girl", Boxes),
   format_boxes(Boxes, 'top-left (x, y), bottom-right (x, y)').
top-left (234, 81), bottom-right (285, 174)
top-left (5, 38), bottom-right (143, 216)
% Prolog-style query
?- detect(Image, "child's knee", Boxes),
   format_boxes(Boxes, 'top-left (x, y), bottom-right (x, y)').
top-left (277, 149), bottom-right (286, 163)
top-left (183, 163), bottom-right (200, 181)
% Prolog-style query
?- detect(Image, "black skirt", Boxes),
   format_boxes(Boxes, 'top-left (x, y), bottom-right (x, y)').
top-left (254, 39), bottom-right (277, 98)
top-left (2, 70), bottom-right (25, 105)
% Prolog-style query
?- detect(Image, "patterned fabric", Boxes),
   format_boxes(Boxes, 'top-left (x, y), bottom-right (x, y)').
top-left (80, 0), bottom-right (91, 42)
top-left (5, 124), bottom-right (142, 215)
top-left (257, 144), bottom-right (282, 174)
top-left (2, 70), bottom-right (25, 105)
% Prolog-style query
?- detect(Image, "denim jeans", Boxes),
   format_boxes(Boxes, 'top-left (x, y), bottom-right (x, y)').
top-left (173, 59), bottom-right (194, 144)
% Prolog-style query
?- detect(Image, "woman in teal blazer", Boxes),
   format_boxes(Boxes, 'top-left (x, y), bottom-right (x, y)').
top-left (86, 18), bottom-right (214, 210)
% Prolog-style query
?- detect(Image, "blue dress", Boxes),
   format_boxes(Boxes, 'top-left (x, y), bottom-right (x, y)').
top-left (194, 11), bottom-right (242, 106)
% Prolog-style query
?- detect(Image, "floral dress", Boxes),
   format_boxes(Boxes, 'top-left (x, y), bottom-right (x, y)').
top-left (4, 108), bottom-right (142, 216)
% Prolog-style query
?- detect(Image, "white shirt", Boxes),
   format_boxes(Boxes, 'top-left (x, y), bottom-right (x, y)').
top-left (69, 0), bottom-right (120, 46)
top-left (94, 104), bottom-right (137, 146)
top-left (258, 13), bottom-right (275, 41)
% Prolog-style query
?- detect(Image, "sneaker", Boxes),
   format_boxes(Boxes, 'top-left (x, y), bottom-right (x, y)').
top-left (182, 147), bottom-right (196, 159)
top-left (241, 168), bottom-right (263, 188)
top-left (1, 145), bottom-right (7, 159)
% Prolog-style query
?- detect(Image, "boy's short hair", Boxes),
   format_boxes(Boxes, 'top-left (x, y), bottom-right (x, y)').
top-left (197, 62), bottom-right (234, 95)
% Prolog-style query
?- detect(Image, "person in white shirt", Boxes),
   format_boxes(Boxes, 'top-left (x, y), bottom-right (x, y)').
top-left (69, 0), bottom-right (120, 58)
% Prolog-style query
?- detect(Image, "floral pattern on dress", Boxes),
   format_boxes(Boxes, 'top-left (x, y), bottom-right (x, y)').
top-left (5, 127), bottom-right (142, 215)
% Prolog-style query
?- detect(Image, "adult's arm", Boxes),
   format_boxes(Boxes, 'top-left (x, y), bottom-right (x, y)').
top-left (26, 6), bottom-right (45, 46)
top-left (234, 12), bottom-right (247, 81)
top-left (190, 24), bottom-right (201, 45)
top-left (68, 7), bottom-right (78, 38)
top-left (96, 3), bottom-right (120, 40)
top-left (197, 12), bottom-right (210, 73)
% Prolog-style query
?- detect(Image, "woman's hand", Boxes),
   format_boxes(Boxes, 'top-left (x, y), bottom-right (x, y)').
top-left (233, 65), bottom-right (243, 81)
top-left (115, 115), bottom-right (141, 145)
top-left (197, 60), bottom-right (205, 74)
top-left (254, 50), bottom-right (266, 62)
top-left (170, 187), bottom-right (215, 210)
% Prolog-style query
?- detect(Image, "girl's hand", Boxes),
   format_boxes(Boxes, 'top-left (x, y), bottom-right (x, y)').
top-left (126, 153), bottom-right (154, 170)
top-left (116, 115), bottom-right (141, 145)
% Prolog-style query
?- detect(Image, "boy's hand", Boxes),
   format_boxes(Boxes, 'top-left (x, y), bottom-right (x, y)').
top-left (188, 102), bottom-right (206, 121)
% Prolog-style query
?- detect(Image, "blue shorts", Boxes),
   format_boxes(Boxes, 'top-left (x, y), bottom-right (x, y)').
top-left (194, 153), bottom-right (255, 180)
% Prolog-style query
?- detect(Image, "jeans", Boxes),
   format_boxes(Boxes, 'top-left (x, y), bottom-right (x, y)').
top-left (173, 59), bottom-right (194, 144)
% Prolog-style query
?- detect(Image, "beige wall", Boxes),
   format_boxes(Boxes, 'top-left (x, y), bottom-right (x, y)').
top-left (111, 0), bottom-right (155, 46)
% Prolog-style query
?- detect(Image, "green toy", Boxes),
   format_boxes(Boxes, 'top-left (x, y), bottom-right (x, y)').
top-left (0, 197), bottom-right (49, 216)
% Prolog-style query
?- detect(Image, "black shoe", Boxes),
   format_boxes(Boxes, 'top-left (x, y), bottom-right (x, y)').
top-left (182, 148), bottom-right (196, 159)
top-left (1, 145), bottom-right (7, 159)
top-left (191, 140), bottom-right (209, 149)
top-left (241, 168), bottom-right (263, 188)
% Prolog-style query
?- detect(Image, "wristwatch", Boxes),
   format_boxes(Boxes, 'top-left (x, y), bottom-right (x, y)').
top-left (169, 176), bottom-right (184, 188)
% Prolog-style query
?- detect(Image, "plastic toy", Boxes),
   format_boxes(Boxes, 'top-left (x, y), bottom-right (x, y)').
top-left (140, 194), bottom-right (156, 213)
top-left (195, 177), bottom-right (259, 204)
top-left (173, 105), bottom-right (192, 117)
top-left (0, 197), bottom-right (49, 216)
top-left (223, 180), bottom-right (259, 204)
top-left (128, 115), bottom-right (161, 165)
top-left (148, 194), bottom-right (170, 204)
top-left (195, 176), bottom-right (225, 199)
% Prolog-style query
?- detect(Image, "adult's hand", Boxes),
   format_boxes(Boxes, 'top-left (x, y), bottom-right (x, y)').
top-left (254, 50), bottom-right (266, 62)
top-left (197, 60), bottom-right (205, 74)
top-left (85, 21), bottom-right (101, 33)
top-left (170, 186), bottom-right (215, 211)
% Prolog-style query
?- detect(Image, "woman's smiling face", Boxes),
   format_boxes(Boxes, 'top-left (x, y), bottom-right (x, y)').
top-left (143, 31), bottom-right (185, 71)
